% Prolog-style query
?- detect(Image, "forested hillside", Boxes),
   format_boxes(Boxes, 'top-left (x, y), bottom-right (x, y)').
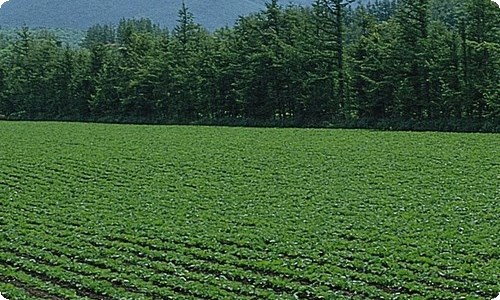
top-left (0, 0), bottom-right (318, 30)
top-left (0, 0), bottom-right (499, 131)
top-left (0, 27), bottom-right (85, 48)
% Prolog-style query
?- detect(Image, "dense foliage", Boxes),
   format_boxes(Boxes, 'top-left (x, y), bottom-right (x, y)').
top-left (1, 122), bottom-right (499, 299)
top-left (0, 0), bottom-right (499, 131)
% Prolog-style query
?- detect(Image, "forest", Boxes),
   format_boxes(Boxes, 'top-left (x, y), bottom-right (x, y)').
top-left (0, 0), bottom-right (499, 131)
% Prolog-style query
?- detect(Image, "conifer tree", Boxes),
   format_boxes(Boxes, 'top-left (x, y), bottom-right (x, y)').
top-left (392, 0), bottom-right (430, 119)
top-left (461, 0), bottom-right (500, 119)
top-left (313, 0), bottom-right (354, 119)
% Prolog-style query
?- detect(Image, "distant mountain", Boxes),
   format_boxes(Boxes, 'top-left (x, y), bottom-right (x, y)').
top-left (0, 0), bottom-right (320, 30)
top-left (0, 0), bottom-right (372, 30)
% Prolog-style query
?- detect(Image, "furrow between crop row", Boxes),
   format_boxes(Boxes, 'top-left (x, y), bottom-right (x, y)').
top-left (0, 272), bottom-right (68, 300)
top-left (5, 199), bottom-right (494, 299)
top-left (1, 216), bottom-right (359, 299)
top-left (0, 281), bottom-right (42, 300)
top-left (0, 251), bottom-right (148, 300)
top-left (6, 209), bottom-right (487, 299)
top-left (3, 218), bottom-right (398, 299)
top-left (100, 228), bottom-right (493, 298)
top-left (0, 245), bottom-right (153, 297)
top-left (0, 238), bottom-right (274, 300)
top-left (206, 235), bottom-right (498, 292)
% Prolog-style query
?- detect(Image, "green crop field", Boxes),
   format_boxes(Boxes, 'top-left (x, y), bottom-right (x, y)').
top-left (0, 122), bottom-right (498, 300)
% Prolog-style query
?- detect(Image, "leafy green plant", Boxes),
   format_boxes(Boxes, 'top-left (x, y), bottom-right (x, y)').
top-left (0, 122), bottom-right (498, 299)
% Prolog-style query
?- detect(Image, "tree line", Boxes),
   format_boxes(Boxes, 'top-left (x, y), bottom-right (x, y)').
top-left (0, 0), bottom-right (498, 131)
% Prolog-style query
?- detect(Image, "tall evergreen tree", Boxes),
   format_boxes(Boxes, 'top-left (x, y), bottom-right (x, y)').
top-left (171, 2), bottom-right (209, 120)
top-left (392, 0), bottom-right (431, 119)
top-left (313, 0), bottom-right (354, 119)
top-left (460, 0), bottom-right (500, 120)
top-left (81, 24), bottom-right (116, 49)
top-left (366, 0), bottom-right (398, 22)
top-left (0, 1), bottom-right (497, 131)
top-left (0, 63), bottom-right (6, 116)
top-left (349, 7), bottom-right (396, 119)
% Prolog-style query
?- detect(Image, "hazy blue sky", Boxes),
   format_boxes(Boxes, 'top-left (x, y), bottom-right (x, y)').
top-left (0, 0), bottom-right (498, 11)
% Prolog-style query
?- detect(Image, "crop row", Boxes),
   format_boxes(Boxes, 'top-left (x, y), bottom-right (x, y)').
top-left (2, 206), bottom-right (493, 300)
top-left (4, 180), bottom-right (497, 293)
top-left (1, 123), bottom-right (498, 299)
